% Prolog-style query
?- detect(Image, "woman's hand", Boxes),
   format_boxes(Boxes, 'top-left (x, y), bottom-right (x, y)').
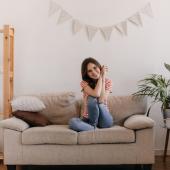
top-left (101, 65), bottom-right (108, 79)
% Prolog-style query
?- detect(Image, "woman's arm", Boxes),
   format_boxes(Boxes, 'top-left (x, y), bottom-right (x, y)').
top-left (98, 66), bottom-right (106, 103)
top-left (82, 76), bottom-right (103, 97)
top-left (98, 66), bottom-right (112, 103)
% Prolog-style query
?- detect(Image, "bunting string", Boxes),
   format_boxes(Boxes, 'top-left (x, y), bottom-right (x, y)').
top-left (48, 0), bottom-right (153, 41)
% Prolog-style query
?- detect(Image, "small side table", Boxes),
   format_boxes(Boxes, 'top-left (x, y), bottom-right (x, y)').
top-left (0, 152), bottom-right (3, 159)
top-left (163, 118), bottom-right (170, 162)
top-left (0, 152), bottom-right (4, 165)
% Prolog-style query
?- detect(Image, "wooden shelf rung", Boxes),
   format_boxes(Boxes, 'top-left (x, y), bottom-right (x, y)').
top-left (9, 28), bottom-right (14, 36)
top-left (0, 152), bottom-right (4, 160)
top-left (10, 72), bottom-right (13, 78)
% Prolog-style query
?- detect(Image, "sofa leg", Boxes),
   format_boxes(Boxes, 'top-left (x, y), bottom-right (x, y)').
top-left (16, 165), bottom-right (22, 170)
top-left (7, 165), bottom-right (16, 170)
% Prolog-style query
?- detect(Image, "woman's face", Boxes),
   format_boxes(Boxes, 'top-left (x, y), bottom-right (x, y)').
top-left (87, 63), bottom-right (101, 80)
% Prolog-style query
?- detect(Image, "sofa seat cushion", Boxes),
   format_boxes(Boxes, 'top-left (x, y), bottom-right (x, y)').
top-left (78, 125), bottom-right (135, 144)
top-left (22, 125), bottom-right (77, 145)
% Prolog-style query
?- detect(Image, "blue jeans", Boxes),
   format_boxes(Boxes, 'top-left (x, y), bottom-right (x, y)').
top-left (69, 96), bottom-right (113, 132)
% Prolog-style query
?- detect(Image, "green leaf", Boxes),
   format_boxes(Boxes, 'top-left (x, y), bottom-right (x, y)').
top-left (164, 63), bottom-right (170, 72)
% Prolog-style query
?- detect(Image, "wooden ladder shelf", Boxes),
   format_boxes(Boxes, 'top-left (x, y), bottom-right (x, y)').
top-left (1, 25), bottom-right (14, 118)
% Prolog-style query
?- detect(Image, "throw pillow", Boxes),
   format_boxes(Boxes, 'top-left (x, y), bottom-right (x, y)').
top-left (124, 115), bottom-right (155, 130)
top-left (12, 111), bottom-right (52, 127)
top-left (11, 96), bottom-right (46, 112)
top-left (0, 117), bottom-right (29, 131)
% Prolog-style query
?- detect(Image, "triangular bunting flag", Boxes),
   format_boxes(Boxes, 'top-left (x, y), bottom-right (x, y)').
top-left (100, 26), bottom-right (113, 40)
top-left (57, 9), bottom-right (72, 24)
top-left (140, 3), bottom-right (154, 18)
top-left (72, 20), bottom-right (83, 34)
top-left (86, 25), bottom-right (98, 41)
top-left (115, 21), bottom-right (127, 35)
top-left (49, 2), bottom-right (152, 41)
top-left (128, 13), bottom-right (142, 26)
top-left (48, 0), bottom-right (60, 17)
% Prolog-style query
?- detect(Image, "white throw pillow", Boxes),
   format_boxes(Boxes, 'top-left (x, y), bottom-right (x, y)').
top-left (0, 117), bottom-right (29, 131)
top-left (11, 96), bottom-right (46, 112)
top-left (124, 115), bottom-right (155, 130)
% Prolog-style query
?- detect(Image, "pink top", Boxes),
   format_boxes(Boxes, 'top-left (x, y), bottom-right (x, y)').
top-left (80, 78), bottom-right (112, 118)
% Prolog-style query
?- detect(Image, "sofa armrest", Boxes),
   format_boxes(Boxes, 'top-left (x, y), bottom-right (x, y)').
top-left (0, 117), bottom-right (29, 132)
top-left (124, 115), bottom-right (155, 130)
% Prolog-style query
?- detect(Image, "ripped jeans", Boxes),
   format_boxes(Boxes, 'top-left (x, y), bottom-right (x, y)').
top-left (69, 96), bottom-right (113, 132)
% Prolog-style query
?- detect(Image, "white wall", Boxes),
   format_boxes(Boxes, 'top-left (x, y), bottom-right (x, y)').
top-left (0, 33), bottom-right (3, 113)
top-left (0, 0), bottom-right (170, 154)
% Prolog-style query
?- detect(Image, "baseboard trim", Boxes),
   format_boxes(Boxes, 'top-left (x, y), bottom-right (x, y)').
top-left (155, 149), bottom-right (170, 156)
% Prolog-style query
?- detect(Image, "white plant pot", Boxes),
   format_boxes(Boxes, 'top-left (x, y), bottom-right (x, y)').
top-left (165, 118), bottom-right (170, 128)
top-left (164, 109), bottom-right (170, 119)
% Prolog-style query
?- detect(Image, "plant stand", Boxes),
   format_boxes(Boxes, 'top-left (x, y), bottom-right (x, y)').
top-left (163, 118), bottom-right (170, 162)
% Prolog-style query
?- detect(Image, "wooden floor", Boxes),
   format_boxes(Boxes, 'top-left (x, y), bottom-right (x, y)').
top-left (153, 156), bottom-right (170, 170)
top-left (0, 156), bottom-right (169, 170)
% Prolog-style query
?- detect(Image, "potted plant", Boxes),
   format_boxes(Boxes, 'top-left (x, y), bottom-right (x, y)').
top-left (164, 63), bottom-right (170, 118)
top-left (133, 72), bottom-right (170, 118)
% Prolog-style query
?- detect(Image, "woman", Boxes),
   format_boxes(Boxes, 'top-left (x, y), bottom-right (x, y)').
top-left (69, 57), bottom-right (113, 132)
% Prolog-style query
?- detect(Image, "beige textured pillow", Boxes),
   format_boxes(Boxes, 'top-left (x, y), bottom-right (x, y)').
top-left (124, 115), bottom-right (155, 130)
top-left (37, 92), bottom-right (80, 124)
top-left (0, 117), bottom-right (29, 131)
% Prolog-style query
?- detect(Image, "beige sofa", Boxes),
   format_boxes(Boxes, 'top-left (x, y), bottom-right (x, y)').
top-left (1, 93), bottom-right (155, 170)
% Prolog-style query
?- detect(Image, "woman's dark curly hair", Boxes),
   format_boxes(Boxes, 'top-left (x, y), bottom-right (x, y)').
top-left (81, 57), bottom-right (102, 89)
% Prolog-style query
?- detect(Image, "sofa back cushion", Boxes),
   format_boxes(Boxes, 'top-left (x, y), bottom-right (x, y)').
top-left (12, 93), bottom-right (146, 125)
top-left (37, 92), bottom-right (81, 125)
top-left (107, 95), bottom-right (147, 125)
top-left (78, 95), bottom-right (146, 125)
